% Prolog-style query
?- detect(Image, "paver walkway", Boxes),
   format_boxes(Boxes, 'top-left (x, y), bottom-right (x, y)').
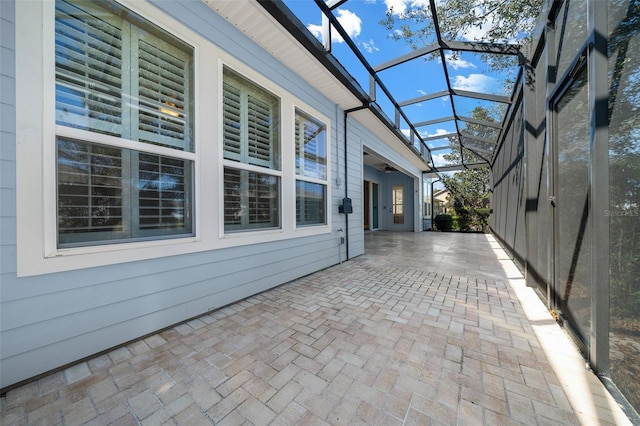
top-left (0, 232), bottom-right (631, 425)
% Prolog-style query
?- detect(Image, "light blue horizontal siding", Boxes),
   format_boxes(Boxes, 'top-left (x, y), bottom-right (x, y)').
top-left (342, 116), bottom-right (364, 258)
top-left (1, 237), bottom-right (339, 329)
top-left (0, 0), bottom-right (16, 280)
top-left (1, 0), bottom-right (363, 390)
top-left (0, 237), bottom-right (340, 386)
top-left (0, 0), bottom-right (436, 389)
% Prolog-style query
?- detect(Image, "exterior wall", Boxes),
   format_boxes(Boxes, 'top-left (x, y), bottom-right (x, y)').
top-left (0, 0), bottom-right (381, 390)
top-left (0, 0), bottom-right (16, 269)
top-left (363, 164), bottom-right (420, 232)
top-left (343, 116), bottom-right (364, 258)
top-left (490, 102), bottom-right (526, 270)
top-left (356, 122), bottom-right (424, 233)
top-left (363, 164), bottom-right (382, 187)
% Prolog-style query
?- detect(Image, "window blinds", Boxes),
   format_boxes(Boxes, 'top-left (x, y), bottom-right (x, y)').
top-left (223, 69), bottom-right (279, 170)
top-left (55, 0), bottom-right (124, 136)
top-left (55, 0), bottom-right (194, 246)
top-left (55, 0), bottom-right (192, 151)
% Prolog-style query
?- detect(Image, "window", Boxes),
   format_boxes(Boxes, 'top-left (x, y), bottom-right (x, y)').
top-left (17, 0), bottom-right (332, 275)
top-left (296, 181), bottom-right (326, 226)
top-left (55, 0), bottom-right (194, 247)
top-left (393, 185), bottom-right (404, 224)
top-left (295, 109), bottom-right (327, 226)
top-left (223, 67), bottom-right (281, 231)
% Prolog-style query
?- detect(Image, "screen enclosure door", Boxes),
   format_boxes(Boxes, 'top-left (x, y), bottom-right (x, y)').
top-left (551, 60), bottom-right (591, 350)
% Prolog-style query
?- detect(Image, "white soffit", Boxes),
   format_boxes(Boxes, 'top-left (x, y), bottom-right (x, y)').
top-left (352, 109), bottom-right (428, 173)
top-left (205, 0), bottom-right (363, 110)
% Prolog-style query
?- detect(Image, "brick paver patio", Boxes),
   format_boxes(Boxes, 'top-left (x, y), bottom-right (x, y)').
top-left (0, 232), bottom-right (631, 425)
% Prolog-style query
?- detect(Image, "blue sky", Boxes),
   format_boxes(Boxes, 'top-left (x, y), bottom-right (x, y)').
top-left (282, 0), bottom-right (518, 168)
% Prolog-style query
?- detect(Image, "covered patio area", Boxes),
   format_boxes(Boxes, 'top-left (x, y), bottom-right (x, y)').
top-left (1, 232), bottom-right (630, 425)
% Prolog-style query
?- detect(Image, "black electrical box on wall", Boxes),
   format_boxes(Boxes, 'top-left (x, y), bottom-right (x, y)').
top-left (339, 197), bottom-right (353, 214)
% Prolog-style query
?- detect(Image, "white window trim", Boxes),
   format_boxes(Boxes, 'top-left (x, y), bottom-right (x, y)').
top-left (217, 59), bottom-right (331, 241)
top-left (294, 106), bottom-right (330, 229)
top-left (16, 0), bottom-right (331, 277)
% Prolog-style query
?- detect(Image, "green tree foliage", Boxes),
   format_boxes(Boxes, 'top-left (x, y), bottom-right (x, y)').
top-left (438, 106), bottom-right (497, 231)
top-left (380, 0), bottom-right (544, 70)
top-left (441, 162), bottom-right (491, 231)
top-left (381, 0), bottom-right (543, 44)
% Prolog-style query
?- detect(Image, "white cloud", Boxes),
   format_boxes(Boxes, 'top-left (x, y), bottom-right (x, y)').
top-left (427, 128), bottom-right (450, 138)
top-left (420, 128), bottom-right (454, 140)
top-left (452, 74), bottom-right (497, 93)
top-left (307, 24), bottom-right (323, 40)
top-left (361, 39), bottom-right (380, 53)
top-left (431, 152), bottom-right (452, 166)
top-left (384, 0), bottom-right (408, 14)
top-left (384, 0), bottom-right (430, 16)
top-left (445, 53), bottom-right (476, 70)
top-left (307, 9), bottom-right (361, 43)
top-left (456, 1), bottom-right (516, 42)
top-left (460, 24), bottom-right (492, 42)
top-left (337, 9), bottom-right (362, 39)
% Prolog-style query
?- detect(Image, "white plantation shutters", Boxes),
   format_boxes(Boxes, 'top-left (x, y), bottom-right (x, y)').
top-left (223, 69), bottom-right (280, 169)
top-left (136, 37), bottom-right (191, 150)
top-left (55, 0), bottom-right (124, 136)
top-left (247, 94), bottom-right (274, 166)
top-left (55, 0), bottom-right (194, 246)
top-left (295, 109), bottom-right (327, 226)
top-left (223, 81), bottom-right (242, 161)
top-left (55, 0), bottom-right (193, 150)
top-left (223, 67), bottom-right (281, 232)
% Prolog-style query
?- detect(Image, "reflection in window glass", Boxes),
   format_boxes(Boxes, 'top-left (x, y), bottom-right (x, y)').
top-left (58, 139), bottom-right (192, 246)
top-left (296, 181), bottom-right (326, 226)
top-left (224, 168), bottom-right (279, 232)
top-left (55, 0), bottom-right (194, 151)
top-left (295, 110), bottom-right (326, 180)
top-left (295, 109), bottom-right (328, 227)
top-left (55, 0), bottom-right (194, 247)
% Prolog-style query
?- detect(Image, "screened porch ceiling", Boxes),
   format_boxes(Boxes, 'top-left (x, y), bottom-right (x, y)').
top-left (205, 0), bottom-right (525, 173)
top-left (258, 0), bottom-right (524, 172)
